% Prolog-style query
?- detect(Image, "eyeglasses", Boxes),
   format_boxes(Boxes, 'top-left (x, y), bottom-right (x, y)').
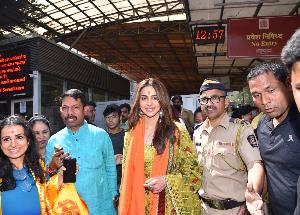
top-left (199, 95), bottom-right (226, 104)
top-left (60, 105), bottom-right (82, 113)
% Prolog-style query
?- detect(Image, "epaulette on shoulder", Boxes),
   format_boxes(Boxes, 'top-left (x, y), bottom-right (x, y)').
top-left (229, 117), bottom-right (249, 125)
top-left (194, 122), bottom-right (203, 131)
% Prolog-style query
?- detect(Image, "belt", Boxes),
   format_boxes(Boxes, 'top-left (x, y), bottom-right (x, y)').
top-left (200, 196), bottom-right (244, 210)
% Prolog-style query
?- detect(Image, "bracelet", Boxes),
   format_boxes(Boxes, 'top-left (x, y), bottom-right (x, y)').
top-left (47, 166), bottom-right (57, 176)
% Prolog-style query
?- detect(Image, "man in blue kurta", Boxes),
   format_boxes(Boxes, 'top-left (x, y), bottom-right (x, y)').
top-left (46, 89), bottom-right (117, 215)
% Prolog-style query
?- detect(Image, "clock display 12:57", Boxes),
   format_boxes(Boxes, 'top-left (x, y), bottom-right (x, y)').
top-left (196, 29), bottom-right (225, 40)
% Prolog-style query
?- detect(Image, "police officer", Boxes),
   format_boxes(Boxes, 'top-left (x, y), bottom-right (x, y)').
top-left (193, 79), bottom-right (265, 215)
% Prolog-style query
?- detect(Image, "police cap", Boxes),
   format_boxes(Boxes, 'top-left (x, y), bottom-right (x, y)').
top-left (199, 78), bottom-right (226, 95)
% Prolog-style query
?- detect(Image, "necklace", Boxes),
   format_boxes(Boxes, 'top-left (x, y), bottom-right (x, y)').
top-left (13, 167), bottom-right (35, 192)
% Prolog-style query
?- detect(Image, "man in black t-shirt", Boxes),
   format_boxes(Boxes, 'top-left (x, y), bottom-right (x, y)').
top-left (247, 63), bottom-right (300, 215)
top-left (103, 104), bottom-right (124, 190)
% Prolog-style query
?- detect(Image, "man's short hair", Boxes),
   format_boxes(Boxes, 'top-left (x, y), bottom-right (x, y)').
top-left (247, 63), bottom-right (288, 85)
top-left (171, 95), bottom-right (182, 103)
top-left (60, 89), bottom-right (86, 106)
top-left (281, 28), bottom-right (300, 72)
top-left (103, 104), bottom-right (121, 117)
top-left (119, 103), bottom-right (131, 112)
top-left (85, 101), bottom-right (96, 107)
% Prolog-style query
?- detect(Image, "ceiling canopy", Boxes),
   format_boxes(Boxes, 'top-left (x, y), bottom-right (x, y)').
top-left (0, 0), bottom-right (299, 94)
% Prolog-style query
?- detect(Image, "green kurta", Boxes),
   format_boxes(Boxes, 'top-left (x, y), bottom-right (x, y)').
top-left (123, 123), bottom-right (202, 214)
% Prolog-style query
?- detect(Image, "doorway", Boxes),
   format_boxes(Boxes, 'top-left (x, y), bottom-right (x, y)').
top-left (11, 98), bottom-right (33, 119)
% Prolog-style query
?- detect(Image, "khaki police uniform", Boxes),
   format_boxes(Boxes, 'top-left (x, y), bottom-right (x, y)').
top-left (193, 113), bottom-right (261, 215)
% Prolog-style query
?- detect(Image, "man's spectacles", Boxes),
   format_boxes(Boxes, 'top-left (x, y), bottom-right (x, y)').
top-left (60, 105), bottom-right (82, 113)
top-left (198, 95), bottom-right (226, 104)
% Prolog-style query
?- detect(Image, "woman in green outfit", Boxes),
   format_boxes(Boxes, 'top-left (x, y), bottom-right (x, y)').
top-left (119, 78), bottom-right (202, 215)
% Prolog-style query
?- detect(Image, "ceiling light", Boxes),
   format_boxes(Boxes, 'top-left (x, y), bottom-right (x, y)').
top-left (214, 0), bottom-right (279, 7)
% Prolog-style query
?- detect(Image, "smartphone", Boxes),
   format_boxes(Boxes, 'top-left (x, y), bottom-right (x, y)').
top-left (63, 157), bottom-right (76, 183)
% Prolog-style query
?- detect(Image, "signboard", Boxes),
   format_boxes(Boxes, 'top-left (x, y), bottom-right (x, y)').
top-left (0, 48), bottom-right (32, 99)
top-left (227, 16), bottom-right (300, 58)
top-left (193, 26), bottom-right (225, 45)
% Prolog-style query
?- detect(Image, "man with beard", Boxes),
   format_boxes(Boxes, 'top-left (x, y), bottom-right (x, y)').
top-left (46, 89), bottom-right (117, 215)
top-left (193, 79), bottom-right (264, 215)
top-left (103, 104), bottom-right (124, 191)
top-left (248, 62), bottom-right (300, 215)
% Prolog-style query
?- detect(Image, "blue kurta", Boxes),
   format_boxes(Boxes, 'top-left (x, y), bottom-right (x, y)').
top-left (2, 169), bottom-right (40, 215)
top-left (46, 121), bottom-right (117, 215)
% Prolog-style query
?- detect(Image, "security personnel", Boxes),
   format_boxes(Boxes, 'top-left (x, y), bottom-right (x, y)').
top-left (193, 79), bottom-right (265, 215)
top-left (248, 62), bottom-right (300, 215)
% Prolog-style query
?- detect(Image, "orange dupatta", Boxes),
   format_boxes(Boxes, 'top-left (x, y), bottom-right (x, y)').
top-left (119, 117), bottom-right (177, 215)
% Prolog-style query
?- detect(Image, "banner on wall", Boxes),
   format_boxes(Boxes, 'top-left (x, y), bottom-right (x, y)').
top-left (0, 48), bottom-right (32, 99)
top-left (227, 16), bottom-right (300, 58)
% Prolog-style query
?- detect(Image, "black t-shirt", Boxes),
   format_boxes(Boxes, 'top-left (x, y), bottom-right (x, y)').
top-left (294, 177), bottom-right (300, 215)
top-left (257, 103), bottom-right (300, 215)
top-left (108, 130), bottom-right (125, 186)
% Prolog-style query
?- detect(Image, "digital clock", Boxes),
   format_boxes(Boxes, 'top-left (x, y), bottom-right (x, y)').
top-left (193, 26), bottom-right (225, 45)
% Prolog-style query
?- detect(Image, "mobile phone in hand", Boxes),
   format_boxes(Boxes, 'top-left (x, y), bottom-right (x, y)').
top-left (63, 157), bottom-right (76, 183)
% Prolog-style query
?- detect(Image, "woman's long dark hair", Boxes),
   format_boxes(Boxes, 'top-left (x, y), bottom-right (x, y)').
top-left (0, 115), bottom-right (45, 191)
top-left (128, 78), bottom-right (177, 154)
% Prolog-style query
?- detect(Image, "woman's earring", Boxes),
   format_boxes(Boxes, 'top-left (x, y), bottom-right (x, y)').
top-left (139, 108), bottom-right (144, 116)
top-left (159, 109), bottom-right (164, 123)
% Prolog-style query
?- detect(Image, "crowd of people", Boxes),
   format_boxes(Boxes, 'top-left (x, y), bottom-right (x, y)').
top-left (0, 28), bottom-right (299, 215)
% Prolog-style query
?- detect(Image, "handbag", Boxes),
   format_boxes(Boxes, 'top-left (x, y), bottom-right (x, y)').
top-left (47, 175), bottom-right (89, 215)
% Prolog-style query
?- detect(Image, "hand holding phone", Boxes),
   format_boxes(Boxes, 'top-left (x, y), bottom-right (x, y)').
top-left (48, 144), bottom-right (67, 173)
top-left (63, 157), bottom-right (77, 183)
